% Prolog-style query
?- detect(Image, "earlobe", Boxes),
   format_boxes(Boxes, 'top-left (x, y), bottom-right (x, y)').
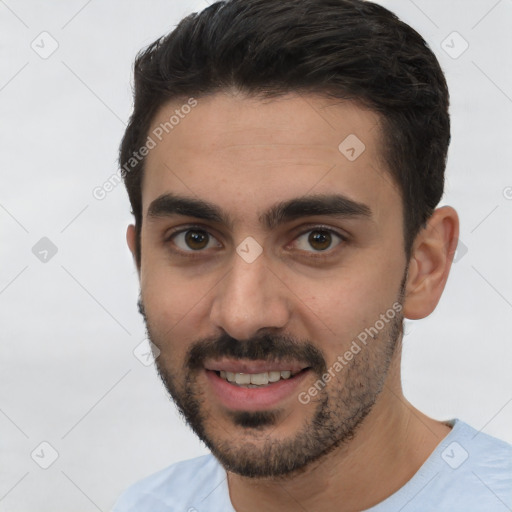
top-left (402, 206), bottom-right (459, 320)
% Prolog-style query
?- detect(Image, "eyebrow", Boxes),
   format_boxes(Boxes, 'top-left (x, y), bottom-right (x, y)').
top-left (147, 192), bottom-right (372, 230)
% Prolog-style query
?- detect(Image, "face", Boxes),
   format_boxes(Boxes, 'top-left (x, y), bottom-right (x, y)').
top-left (132, 92), bottom-right (408, 478)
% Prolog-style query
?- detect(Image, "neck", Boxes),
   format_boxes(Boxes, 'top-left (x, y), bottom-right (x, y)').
top-left (226, 364), bottom-right (452, 512)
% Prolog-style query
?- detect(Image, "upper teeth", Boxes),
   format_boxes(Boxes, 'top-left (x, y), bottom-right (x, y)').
top-left (220, 370), bottom-right (292, 385)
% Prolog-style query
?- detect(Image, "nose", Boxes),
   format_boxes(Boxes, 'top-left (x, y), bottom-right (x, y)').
top-left (209, 249), bottom-right (291, 341)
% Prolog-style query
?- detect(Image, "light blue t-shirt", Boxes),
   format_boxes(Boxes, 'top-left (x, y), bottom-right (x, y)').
top-left (112, 419), bottom-right (512, 511)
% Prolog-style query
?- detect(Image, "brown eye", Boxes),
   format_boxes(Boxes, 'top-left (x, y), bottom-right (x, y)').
top-left (308, 230), bottom-right (332, 251)
top-left (185, 230), bottom-right (209, 250)
top-left (171, 229), bottom-right (222, 252)
top-left (293, 228), bottom-right (345, 253)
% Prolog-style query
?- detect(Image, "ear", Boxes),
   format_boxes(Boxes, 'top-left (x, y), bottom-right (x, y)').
top-left (126, 224), bottom-right (140, 275)
top-left (403, 206), bottom-right (459, 320)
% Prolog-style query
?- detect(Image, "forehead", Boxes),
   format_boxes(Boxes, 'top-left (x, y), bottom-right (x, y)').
top-left (142, 92), bottom-right (399, 228)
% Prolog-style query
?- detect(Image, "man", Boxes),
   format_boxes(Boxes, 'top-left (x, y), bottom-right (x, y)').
top-left (112, 0), bottom-right (512, 510)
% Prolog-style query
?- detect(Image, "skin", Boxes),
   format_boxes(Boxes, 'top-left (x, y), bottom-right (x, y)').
top-left (127, 91), bottom-right (459, 511)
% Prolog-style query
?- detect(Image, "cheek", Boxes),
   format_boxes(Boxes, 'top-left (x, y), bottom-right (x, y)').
top-left (140, 243), bottom-right (195, 314)
top-left (140, 258), bottom-right (218, 357)
top-left (289, 263), bottom-right (402, 353)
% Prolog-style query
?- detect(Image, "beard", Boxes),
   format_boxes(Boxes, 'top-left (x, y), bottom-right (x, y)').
top-left (139, 276), bottom-right (406, 479)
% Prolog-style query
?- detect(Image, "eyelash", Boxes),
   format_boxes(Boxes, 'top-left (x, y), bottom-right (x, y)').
top-left (164, 224), bottom-right (348, 260)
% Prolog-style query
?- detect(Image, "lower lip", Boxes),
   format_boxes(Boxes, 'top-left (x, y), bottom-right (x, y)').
top-left (205, 369), bottom-right (311, 411)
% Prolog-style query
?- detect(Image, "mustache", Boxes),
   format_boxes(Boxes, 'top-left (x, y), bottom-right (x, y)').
top-left (186, 331), bottom-right (327, 375)
top-left (138, 294), bottom-right (326, 374)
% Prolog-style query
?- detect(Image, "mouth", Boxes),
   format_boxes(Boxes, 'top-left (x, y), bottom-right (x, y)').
top-left (215, 369), bottom-right (306, 388)
top-left (203, 359), bottom-right (312, 410)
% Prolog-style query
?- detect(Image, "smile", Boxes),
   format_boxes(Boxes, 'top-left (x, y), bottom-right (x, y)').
top-left (204, 361), bottom-right (312, 410)
top-left (217, 370), bottom-right (300, 387)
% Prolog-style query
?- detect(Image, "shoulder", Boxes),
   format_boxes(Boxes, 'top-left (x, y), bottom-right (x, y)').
top-left (429, 419), bottom-right (512, 510)
top-left (368, 419), bottom-right (512, 512)
top-left (112, 453), bottom-right (230, 512)
top-left (452, 419), bottom-right (512, 470)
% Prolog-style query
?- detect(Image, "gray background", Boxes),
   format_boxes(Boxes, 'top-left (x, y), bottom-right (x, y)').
top-left (1, 0), bottom-right (511, 510)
